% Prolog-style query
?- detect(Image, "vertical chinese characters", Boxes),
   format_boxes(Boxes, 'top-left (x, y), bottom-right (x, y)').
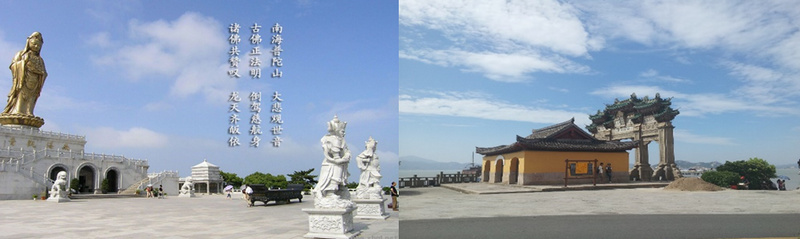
top-left (228, 23), bottom-right (241, 78)
top-left (250, 23), bottom-right (262, 79)
top-left (228, 91), bottom-right (242, 147)
top-left (271, 23), bottom-right (283, 78)
top-left (271, 91), bottom-right (284, 147)
top-left (249, 92), bottom-right (262, 147)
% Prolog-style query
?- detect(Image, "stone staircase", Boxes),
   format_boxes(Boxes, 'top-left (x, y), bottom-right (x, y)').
top-left (118, 177), bottom-right (150, 195)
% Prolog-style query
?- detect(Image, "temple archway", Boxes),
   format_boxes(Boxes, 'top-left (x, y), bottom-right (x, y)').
top-left (105, 169), bottom-right (119, 193)
top-left (494, 159), bottom-right (504, 183)
top-left (587, 93), bottom-right (679, 181)
top-left (509, 158), bottom-right (519, 184)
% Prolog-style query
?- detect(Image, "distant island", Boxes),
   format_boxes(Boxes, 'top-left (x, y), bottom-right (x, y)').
top-left (399, 156), bottom-right (472, 171)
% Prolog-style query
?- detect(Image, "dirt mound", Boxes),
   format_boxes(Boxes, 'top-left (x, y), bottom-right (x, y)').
top-left (663, 177), bottom-right (725, 191)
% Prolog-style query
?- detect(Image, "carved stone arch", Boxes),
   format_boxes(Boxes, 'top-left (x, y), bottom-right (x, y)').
top-left (587, 93), bottom-right (679, 181)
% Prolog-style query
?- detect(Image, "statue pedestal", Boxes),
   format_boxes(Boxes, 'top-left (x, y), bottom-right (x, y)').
top-left (353, 198), bottom-right (389, 220)
top-left (178, 192), bottom-right (195, 198)
top-left (302, 207), bottom-right (361, 239)
top-left (46, 192), bottom-right (70, 203)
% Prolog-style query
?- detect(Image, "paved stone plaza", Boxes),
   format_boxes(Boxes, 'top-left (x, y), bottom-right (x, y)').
top-left (0, 193), bottom-right (398, 239)
top-left (401, 183), bottom-right (800, 221)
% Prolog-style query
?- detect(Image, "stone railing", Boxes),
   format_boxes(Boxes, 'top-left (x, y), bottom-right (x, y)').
top-left (436, 172), bottom-right (480, 184)
top-left (399, 175), bottom-right (439, 188)
top-left (399, 172), bottom-right (481, 188)
top-left (0, 126), bottom-right (85, 142)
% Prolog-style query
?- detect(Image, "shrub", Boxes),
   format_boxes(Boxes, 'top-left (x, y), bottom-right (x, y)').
top-left (70, 178), bottom-right (79, 192)
top-left (100, 179), bottom-right (109, 193)
top-left (716, 157), bottom-right (777, 190)
top-left (701, 171), bottom-right (739, 188)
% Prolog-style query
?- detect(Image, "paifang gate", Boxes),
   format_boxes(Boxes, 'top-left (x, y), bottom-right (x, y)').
top-left (587, 93), bottom-right (681, 181)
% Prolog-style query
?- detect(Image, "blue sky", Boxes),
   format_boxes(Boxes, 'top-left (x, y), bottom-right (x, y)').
top-left (0, 1), bottom-right (398, 186)
top-left (399, 0), bottom-right (800, 167)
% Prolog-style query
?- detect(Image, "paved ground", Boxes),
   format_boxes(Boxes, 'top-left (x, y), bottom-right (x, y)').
top-left (0, 193), bottom-right (398, 239)
top-left (401, 214), bottom-right (800, 239)
top-left (401, 183), bottom-right (800, 220)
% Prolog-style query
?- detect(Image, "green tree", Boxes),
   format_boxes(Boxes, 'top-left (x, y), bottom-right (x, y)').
top-left (700, 171), bottom-right (739, 188)
top-left (716, 157), bottom-right (777, 190)
top-left (100, 179), bottom-right (110, 193)
top-left (288, 168), bottom-right (318, 190)
top-left (345, 182), bottom-right (359, 189)
top-left (220, 170), bottom-right (243, 187)
top-left (244, 172), bottom-right (288, 189)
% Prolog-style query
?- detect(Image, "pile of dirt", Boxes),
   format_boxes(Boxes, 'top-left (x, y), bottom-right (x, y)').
top-left (663, 177), bottom-right (725, 191)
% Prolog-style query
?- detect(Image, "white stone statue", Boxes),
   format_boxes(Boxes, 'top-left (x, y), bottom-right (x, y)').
top-left (47, 171), bottom-right (69, 202)
top-left (312, 115), bottom-right (354, 209)
top-left (179, 176), bottom-right (195, 197)
top-left (355, 137), bottom-right (382, 199)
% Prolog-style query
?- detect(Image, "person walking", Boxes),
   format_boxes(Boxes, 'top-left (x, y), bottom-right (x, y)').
top-left (390, 182), bottom-right (399, 211)
top-left (605, 163), bottom-right (613, 183)
top-left (244, 184), bottom-right (254, 207)
top-left (158, 185), bottom-right (164, 199)
top-left (597, 163), bottom-right (604, 182)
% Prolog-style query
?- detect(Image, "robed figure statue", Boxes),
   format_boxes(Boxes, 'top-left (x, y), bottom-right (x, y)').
top-left (0, 32), bottom-right (47, 128)
top-left (312, 115), bottom-right (355, 209)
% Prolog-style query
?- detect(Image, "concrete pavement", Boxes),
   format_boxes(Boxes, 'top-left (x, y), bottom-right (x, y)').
top-left (0, 193), bottom-right (398, 239)
top-left (400, 183), bottom-right (800, 221)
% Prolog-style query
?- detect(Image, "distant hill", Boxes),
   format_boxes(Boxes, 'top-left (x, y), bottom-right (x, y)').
top-left (675, 160), bottom-right (723, 169)
top-left (399, 156), bottom-right (470, 170)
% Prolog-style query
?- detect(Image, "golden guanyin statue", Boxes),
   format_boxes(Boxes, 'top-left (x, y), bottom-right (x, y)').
top-left (0, 32), bottom-right (47, 128)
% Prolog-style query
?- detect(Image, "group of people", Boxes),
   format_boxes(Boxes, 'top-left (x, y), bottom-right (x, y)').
top-left (596, 163), bottom-right (613, 183)
top-left (144, 185), bottom-right (164, 199)
top-left (776, 179), bottom-right (787, 191)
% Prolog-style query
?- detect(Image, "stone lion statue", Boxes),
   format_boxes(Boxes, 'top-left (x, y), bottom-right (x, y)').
top-left (180, 176), bottom-right (193, 194)
top-left (50, 171), bottom-right (67, 198)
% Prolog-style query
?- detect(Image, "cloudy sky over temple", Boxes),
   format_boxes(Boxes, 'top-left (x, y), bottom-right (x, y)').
top-left (0, 1), bottom-right (398, 185)
top-left (400, 0), bottom-right (800, 166)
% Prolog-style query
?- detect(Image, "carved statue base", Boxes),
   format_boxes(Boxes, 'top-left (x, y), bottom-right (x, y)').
top-left (46, 190), bottom-right (70, 203)
top-left (353, 198), bottom-right (389, 220)
top-left (354, 187), bottom-right (383, 200)
top-left (302, 207), bottom-right (361, 239)
top-left (0, 114), bottom-right (44, 128)
top-left (178, 191), bottom-right (195, 198)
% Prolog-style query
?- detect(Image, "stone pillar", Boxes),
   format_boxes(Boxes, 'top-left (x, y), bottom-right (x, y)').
top-left (634, 137), bottom-right (653, 181)
top-left (658, 123), bottom-right (677, 180)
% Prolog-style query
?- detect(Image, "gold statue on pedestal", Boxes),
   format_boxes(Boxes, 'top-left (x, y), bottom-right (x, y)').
top-left (0, 32), bottom-right (46, 128)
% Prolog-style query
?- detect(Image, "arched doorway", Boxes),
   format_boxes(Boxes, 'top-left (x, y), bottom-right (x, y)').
top-left (509, 158), bottom-right (519, 184)
top-left (78, 166), bottom-right (95, 193)
top-left (105, 169), bottom-right (119, 193)
top-left (49, 166), bottom-right (68, 181)
top-left (483, 160), bottom-right (491, 182)
top-left (494, 159), bottom-right (504, 183)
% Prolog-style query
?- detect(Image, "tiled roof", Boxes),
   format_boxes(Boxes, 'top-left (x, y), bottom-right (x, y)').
top-left (476, 119), bottom-right (639, 156)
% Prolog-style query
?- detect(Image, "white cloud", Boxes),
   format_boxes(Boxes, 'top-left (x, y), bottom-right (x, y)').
top-left (86, 32), bottom-right (112, 48)
top-left (83, 127), bottom-right (169, 149)
top-left (400, 0), bottom-right (595, 81)
top-left (0, 31), bottom-right (21, 66)
top-left (639, 69), bottom-right (690, 83)
top-left (400, 49), bottom-right (588, 82)
top-left (590, 85), bottom-right (800, 117)
top-left (674, 129), bottom-right (735, 146)
top-left (91, 12), bottom-right (233, 102)
top-left (399, 90), bottom-right (590, 126)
